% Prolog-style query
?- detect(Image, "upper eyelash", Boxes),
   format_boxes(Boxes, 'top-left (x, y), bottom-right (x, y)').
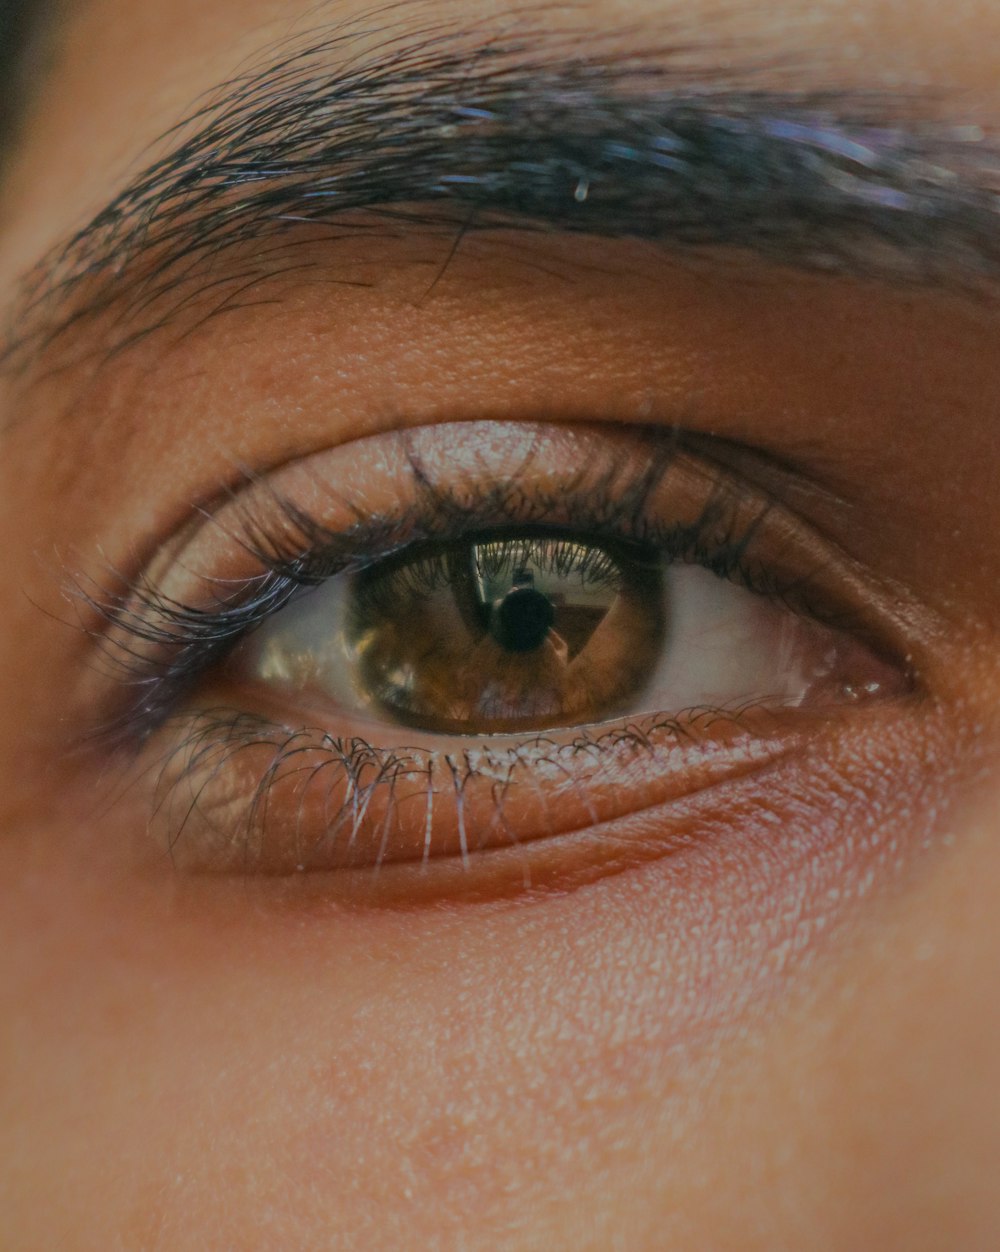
top-left (75, 439), bottom-right (819, 750)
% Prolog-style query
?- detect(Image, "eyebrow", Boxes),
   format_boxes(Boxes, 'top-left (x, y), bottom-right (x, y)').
top-left (6, 16), bottom-right (1000, 370)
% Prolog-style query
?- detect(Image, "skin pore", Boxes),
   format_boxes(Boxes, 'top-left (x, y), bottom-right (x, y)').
top-left (4, 0), bottom-right (1000, 1247)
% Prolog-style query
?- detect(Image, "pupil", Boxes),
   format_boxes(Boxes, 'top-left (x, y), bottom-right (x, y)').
top-left (490, 584), bottom-right (556, 653)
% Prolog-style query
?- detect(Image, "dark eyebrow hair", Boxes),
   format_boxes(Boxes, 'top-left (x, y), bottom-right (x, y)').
top-left (6, 14), bottom-right (1000, 370)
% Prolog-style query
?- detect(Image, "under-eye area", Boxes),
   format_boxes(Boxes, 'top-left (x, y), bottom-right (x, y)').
top-left (74, 421), bottom-right (916, 885)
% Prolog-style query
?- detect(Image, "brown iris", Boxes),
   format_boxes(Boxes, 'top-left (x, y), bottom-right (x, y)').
top-left (349, 535), bottom-right (665, 733)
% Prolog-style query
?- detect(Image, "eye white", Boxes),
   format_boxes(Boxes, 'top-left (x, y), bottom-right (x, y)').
top-left (235, 557), bottom-right (843, 724)
top-left (637, 564), bottom-right (838, 711)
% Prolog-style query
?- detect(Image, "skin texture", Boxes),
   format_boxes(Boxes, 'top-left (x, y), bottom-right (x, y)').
top-left (3, 1), bottom-right (1000, 1248)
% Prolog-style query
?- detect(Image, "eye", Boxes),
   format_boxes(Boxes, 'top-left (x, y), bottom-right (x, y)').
top-left (236, 532), bottom-right (863, 735)
top-left (85, 421), bottom-right (913, 886)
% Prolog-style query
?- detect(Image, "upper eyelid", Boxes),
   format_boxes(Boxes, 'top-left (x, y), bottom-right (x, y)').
top-left (74, 423), bottom-right (924, 749)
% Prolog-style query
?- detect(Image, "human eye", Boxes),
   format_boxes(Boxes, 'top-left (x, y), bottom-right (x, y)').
top-left (79, 420), bottom-right (910, 892)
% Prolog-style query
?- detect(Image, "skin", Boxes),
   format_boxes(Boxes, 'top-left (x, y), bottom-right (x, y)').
top-left (3, 0), bottom-right (1000, 1248)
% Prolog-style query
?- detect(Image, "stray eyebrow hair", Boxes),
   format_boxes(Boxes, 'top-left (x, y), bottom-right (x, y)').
top-left (5, 13), bottom-right (1000, 368)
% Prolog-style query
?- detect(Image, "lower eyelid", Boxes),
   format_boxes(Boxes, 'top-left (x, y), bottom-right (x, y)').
top-left (123, 685), bottom-right (936, 909)
top-left (139, 704), bottom-right (804, 877)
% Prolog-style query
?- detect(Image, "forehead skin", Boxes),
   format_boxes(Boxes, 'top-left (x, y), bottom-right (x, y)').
top-left (3, 1), bottom-right (1000, 1249)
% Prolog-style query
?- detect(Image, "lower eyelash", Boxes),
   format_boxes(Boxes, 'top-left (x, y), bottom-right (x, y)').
top-left (144, 702), bottom-right (791, 875)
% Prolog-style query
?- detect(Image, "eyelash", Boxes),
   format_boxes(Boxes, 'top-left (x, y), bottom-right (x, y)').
top-left (81, 439), bottom-right (813, 751)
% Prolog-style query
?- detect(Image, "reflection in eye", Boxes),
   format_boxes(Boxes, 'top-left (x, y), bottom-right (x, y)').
top-left (88, 422), bottom-right (911, 879)
top-left (358, 536), bottom-right (659, 732)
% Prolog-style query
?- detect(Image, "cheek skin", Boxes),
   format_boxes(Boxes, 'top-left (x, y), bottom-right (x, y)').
top-left (0, 699), bottom-right (980, 1248)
